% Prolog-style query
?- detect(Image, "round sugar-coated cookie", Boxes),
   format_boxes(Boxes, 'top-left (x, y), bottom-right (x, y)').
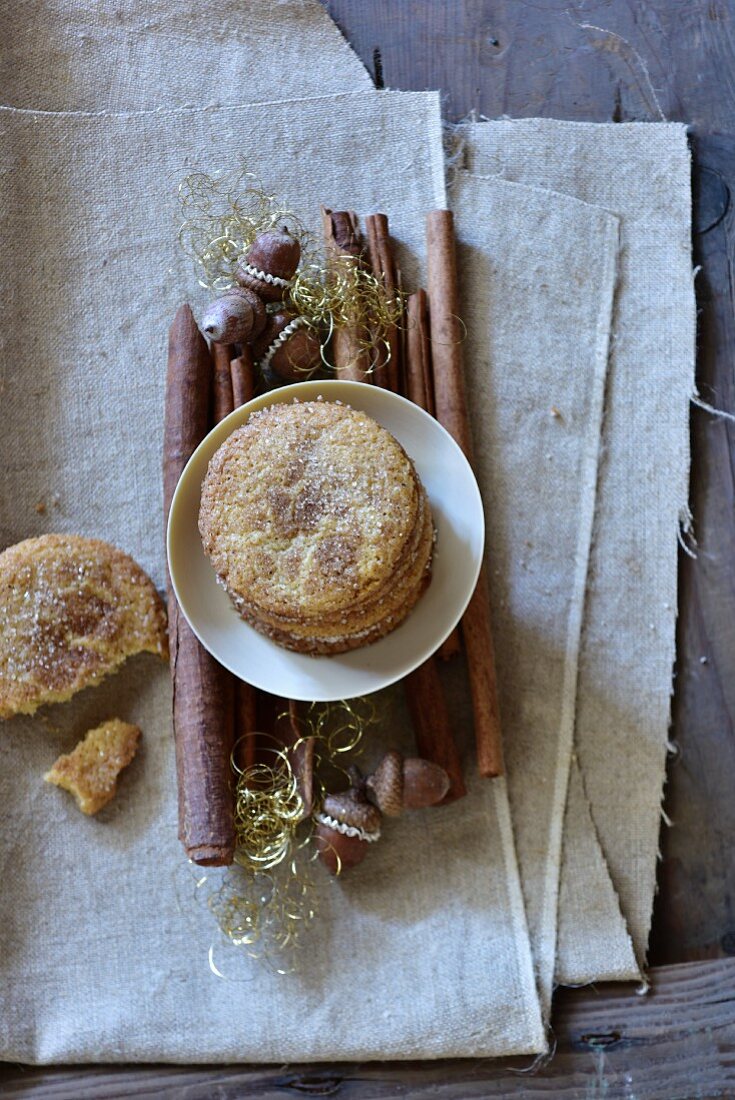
top-left (0, 534), bottom-right (168, 718)
top-left (199, 399), bottom-right (433, 653)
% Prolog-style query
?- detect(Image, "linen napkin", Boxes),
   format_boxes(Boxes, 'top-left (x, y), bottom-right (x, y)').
top-left (450, 171), bottom-right (636, 1010)
top-left (556, 761), bottom-right (639, 985)
top-left (0, 90), bottom-right (545, 1063)
top-left (1, 0), bottom-right (371, 110)
top-left (4, 0), bottom-right (647, 1003)
top-left (462, 119), bottom-right (696, 970)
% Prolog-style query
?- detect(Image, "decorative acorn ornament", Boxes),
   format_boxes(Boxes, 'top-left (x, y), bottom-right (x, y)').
top-left (314, 754), bottom-right (450, 875)
top-left (366, 750), bottom-right (450, 816)
top-left (235, 227), bottom-right (302, 303)
top-left (314, 771), bottom-right (382, 875)
top-left (200, 286), bottom-right (267, 344)
top-left (251, 309), bottom-right (322, 382)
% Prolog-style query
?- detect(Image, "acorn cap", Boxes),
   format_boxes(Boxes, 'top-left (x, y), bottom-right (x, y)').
top-left (200, 287), bottom-right (266, 344)
top-left (321, 789), bottom-right (382, 836)
top-left (366, 749), bottom-right (404, 817)
top-left (235, 228), bottom-right (301, 302)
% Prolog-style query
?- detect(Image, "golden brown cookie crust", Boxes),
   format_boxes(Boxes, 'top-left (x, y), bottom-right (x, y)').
top-left (0, 534), bottom-right (168, 719)
top-left (230, 491), bottom-right (434, 651)
top-left (199, 400), bottom-right (434, 655)
top-left (44, 718), bottom-right (141, 814)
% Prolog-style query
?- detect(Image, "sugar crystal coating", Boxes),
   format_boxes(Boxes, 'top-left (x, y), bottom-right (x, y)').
top-left (0, 534), bottom-right (168, 718)
top-left (44, 718), bottom-right (141, 814)
top-left (199, 400), bottom-right (434, 654)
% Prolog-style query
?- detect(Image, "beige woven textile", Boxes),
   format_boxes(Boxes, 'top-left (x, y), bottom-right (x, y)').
top-left (556, 760), bottom-right (639, 985)
top-left (0, 90), bottom-right (545, 1063)
top-left (0, 0), bottom-right (372, 110)
top-left (462, 119), bottom-right (695, 970)
top-left (0, 0), bottom-right (695, 1062)
top-left (450, 172), bottom-right (637, 1010)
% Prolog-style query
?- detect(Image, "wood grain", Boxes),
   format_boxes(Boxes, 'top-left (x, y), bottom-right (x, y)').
top-left (2, 959), bottom-right (734, 1098)
top-left (650, 131), bottom-right (735, 966)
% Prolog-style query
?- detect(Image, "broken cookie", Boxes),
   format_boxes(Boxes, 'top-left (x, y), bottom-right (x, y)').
top-left (44, 718), bottom-right (141, 815)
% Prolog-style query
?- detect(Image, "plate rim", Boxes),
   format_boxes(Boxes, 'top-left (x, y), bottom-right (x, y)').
top-left (166, 379), bottom-right (485, 701)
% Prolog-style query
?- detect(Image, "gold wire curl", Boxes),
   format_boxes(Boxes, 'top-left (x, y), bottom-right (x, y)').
top-left (206, 854), bottom-right (318, 972)
top-left (178, 168), bottom-right (405, 375)
top-left (178, 166), bottom-right (313, 292)
top-left (207, 699), bottom-right (381, 966)
top-left (289, 256), bottom-right (403, 375)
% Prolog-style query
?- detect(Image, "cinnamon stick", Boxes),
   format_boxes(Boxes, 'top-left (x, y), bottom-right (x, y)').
top-left (322, 207), bottom-right (370, 381)
top-left (365, 213), bottom-right (401, 392)
top-left (426, 209), bottom-right (503, 777)
top-left (269, 696), bottom-right (316, 820)
top-left (287, 699), bottom-right (315, 820)
top-left (404, 661), bottom-right (466, 803)
top-left (426, 210), bottom-right (475, 459)
top-left (229, 348), bottom-right (260, 773)
top-left (230, 347), bottom-right (257, 408)
top-left (211, 342), bottom-right (235, 424)
top-left (356, 222), bottom-right (465, 802)
top-left (436, 630), bottom-right (462, 661)
top-left (234, 677), bottom-right (258, 772)
top-left (406, 290), bottom-right (461, 664)
top-left (397, 289), bottom-right (464, 799)
top-left (164, 304), bottom-right (235, 865)
top-left (405, 290), bottom-right (432, 414)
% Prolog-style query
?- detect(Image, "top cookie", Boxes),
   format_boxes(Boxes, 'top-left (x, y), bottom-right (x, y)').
top-left (199, 400), bottom-right (422, 623)
top-left (0, 534), bottom-right (168, 719)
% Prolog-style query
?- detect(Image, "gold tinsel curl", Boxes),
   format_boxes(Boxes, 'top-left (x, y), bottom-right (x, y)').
top-left (289, 256), bottom-right (404, 374)
top-left (178, 168), bottom-right (404, 374)
top-left (205, 699), bottom-right (379, 967)
top-left (232, 746), bottom-right (304, 872)
top-left (206, 855), bottom-right (318, 974)
top-left (178, 166), bottom-right (312, 293)
top-left (302, 696), bottom-right (376, 756)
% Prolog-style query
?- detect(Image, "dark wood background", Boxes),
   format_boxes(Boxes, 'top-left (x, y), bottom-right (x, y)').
top-left (3, 1), bottom-right (735, 1095)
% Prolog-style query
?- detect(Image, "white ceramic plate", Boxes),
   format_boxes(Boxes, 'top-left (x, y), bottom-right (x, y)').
top-left (167, 380), bottom-right (484, 701)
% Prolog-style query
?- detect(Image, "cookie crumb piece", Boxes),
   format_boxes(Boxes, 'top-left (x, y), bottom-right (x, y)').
top-left (44, 718), bottom-right (141, 815)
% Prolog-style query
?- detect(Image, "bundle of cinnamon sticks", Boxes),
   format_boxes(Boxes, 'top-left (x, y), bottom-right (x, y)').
top-left (164, 205), bottom-right (502, 865)
top-left (324, 208), bottom-right (503, 785)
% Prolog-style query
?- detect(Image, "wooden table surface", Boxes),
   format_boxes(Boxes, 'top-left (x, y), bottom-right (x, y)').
top-left (4, 2), bottom-right (735, 1096)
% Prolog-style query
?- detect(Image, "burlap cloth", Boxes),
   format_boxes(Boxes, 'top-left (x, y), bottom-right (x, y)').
top-left (450, 171), bottom-right (638, 1010)
top-left (460, 119), bottom-right (695, 973)
top-left (0, 0), bottom-right (372, 110)
top-left (0, 89), bottom-right (546, 1063)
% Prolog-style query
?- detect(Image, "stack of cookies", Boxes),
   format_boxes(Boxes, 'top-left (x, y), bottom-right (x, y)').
top-left (199, 399), bottom-right (434, 655)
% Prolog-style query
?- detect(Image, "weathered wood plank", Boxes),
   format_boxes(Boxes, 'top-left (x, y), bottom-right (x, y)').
top-left (1, 959), bottom-right (734, 1098)
top-left (651, 130), bottom-right (735, 966)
